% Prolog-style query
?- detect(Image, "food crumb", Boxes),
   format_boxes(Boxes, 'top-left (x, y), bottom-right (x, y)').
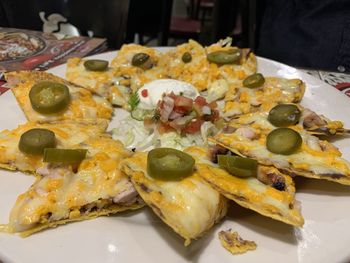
top-left (218, 229), bottom-right (257, 255)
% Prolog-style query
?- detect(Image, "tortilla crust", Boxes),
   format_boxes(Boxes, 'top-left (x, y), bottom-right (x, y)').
top-left (15, 203), bottom-right (143, 237)
top-left (121, 152), bottom-right (228, 246)
top-left (184, 146), bottom-right (303, 227)
top-left (5, 71), bottom-right (113, 125)
top-left (0, 121), bottom-right (108, 174)
top-left (199, 164), bottom-right (304, 226)
top-left (212, 139), bottom-right (350, 186)
top-left (218, 229), bottom-right (257, 255)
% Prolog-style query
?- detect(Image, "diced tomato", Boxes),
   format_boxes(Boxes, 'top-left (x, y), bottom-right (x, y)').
top-left (154, 93), bottom-right (217, 136)
top-left (208, 101), bottom-right (217, 109)
top-left (157, 122), bottom-right (174, 134)
top-left (173, 95), bottom-right (193, 113)
top-left (194, 96), bottom-right (207, 106)
top-left (141, 89), bottom-right (148, 97)
top-left (183, 119), bottom-right (203, 134)
top-left (210, 109), bottom-right (220, 122)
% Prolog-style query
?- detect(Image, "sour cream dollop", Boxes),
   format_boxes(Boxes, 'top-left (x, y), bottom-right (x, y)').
top-left (137, 79), bottom-right (199, 110)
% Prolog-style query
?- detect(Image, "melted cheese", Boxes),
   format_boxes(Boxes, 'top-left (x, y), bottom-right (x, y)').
top-left (5, 71), bottom-right (113, 123)
top-left (157, 40), bottom-right (256, 91)
top-left (218, 230), bottom-right (257, 255)
top-left (224, 77), bottom-right (305, 117)
top-left (8, 136), bottom-right (140, 234)
top-left (0, 121), bottom-right (107, 173)
top-left (121, 151), bottom-right (228, 245)
top-left (197, 162), bottom-right (303, 226)
top-left (183, 146), bottom-right (303, 226)
top-left (212, 124), bottom-right (350, 185)
top-left (66, 58), bottom-right (131, 108)
top-left (111, 44), bottom-right (165, 92)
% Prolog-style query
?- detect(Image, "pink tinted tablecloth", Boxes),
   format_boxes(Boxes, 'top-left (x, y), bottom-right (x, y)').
top-left (300, 69), bottom-right (350, 98)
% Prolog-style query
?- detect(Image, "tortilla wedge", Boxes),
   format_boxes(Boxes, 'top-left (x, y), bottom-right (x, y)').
top-left (121, 151), bottom-right (228, 246)
top-left (185, 146), bottom-right (304, 227)
top-left (5, 71), bottom-right (113, 124)
top-left (2, 136), bottom-right (144, 236)
top-left (210, 125), bottom-right (350, 185)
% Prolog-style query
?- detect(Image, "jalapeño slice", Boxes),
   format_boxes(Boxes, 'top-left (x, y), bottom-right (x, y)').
top-left (217, 155), bottom-right (258, 178)
top-left (266, 128), bottom-right (302, 155)
top-left (243, 73), bottom-right (265, 88)
top-left (207, 49), bottom-right (242, 65)
top-left (18, 128), bottom-right (56, 155)
top-left (268, 104), bottom-right (301, 127)
top-left (147, 148), bottom-right (195, 180)
top-left (182, 52), bottom-right (192, 63)
top-left (29, 81), bottom-right (70, 114)
top-left (131, 53), bottom-right (153, 70)
top-left (83, 59), bottom-right (109, 71)
top-left (43, 148), bottom-right (87, 163)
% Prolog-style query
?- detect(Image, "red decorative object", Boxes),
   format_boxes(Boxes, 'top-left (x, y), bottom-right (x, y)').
top-left (335, 83), bottom-right (350, 98)
top-left (0, 81), bottom-right (9, 95)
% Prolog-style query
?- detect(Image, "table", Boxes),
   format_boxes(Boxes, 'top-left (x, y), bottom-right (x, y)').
top-left (300, 69), bottom-right (350, 97)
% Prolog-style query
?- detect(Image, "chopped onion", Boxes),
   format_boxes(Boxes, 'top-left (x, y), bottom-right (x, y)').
top-left (160, 96), bottom-right (174, 122)
top-left (202, 105), bottom-right (212, 115)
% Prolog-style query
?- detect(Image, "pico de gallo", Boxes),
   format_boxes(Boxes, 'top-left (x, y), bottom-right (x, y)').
top-left (143, 92), bottom-right (221, 135)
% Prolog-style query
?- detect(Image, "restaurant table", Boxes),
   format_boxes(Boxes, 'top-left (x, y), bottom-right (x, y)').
top-left (300, 69), bottom-right (350, 98)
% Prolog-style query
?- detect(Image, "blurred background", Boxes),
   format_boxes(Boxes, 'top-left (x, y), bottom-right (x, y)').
top-left (0, 0), bottom-right (259, 49)
top-left (0, 0), bottom-right (349, 72)
top-left (125, 0), bottom-right (259, 50)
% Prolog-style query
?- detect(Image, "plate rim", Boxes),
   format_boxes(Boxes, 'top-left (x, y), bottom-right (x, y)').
top-left (0, 47), bottom-right (349, 263)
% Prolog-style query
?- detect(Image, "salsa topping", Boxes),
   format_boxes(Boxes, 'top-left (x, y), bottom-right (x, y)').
top-left (149, 92), bottom-right (221, 135)
top-left (141, 89), bottom-right (148, 98)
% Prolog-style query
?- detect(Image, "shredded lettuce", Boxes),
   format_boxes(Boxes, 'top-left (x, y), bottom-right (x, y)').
top-left (112, 117), bottom-right (217, 151)
top-left (112, 116), bottom-right (154, 150)
top-left (218, 37), bottom-right (233, 47)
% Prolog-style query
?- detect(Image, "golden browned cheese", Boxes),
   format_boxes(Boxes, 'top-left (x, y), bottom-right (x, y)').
top-left (0, 121), bottom-right (107, 173)
top-left (121, 151), bottom-right (228, 246)
top-left (66, 57), bottom-right (131, 108)
top-left (5, 71), bottom-right (113, 124)
top-left (184, 146), bottom-right (304, 227)
top-left (223, 77), bottom-right (305, 118)
top-left (218, 229), bottom-right (257, 255)
top-left (229, 108), bottom-right (348, 137)
top-left (4, 136), bottom-right (143, 236)
top-left (111, 44), bottom-right (166, 92)
top-left (210, 122), bottom-right (350, 185)
top-left (160, 40), bottom-right (257, 91)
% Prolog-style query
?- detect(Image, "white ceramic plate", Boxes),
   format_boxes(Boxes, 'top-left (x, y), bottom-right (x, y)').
top-left (0, 50), bottom-right (349, 263)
